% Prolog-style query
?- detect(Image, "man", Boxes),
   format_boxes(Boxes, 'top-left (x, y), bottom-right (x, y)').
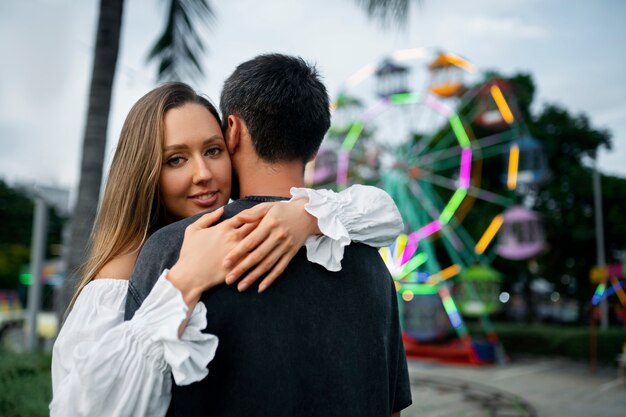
top-left (125, 53), bottom-right (411, 416)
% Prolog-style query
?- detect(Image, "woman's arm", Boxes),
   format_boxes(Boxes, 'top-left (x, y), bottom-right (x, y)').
top-left (166, 184), bottom-right (402, 297)
top-left (50, 275), bottom-right (216, 417)
top-left (221, 184), bottom-right (403, 290)
top-left (292, 184), bottom-right (404, 248)
top-left (51, 209), bottom-right (262, 416)
top-left (292, 184), bottom-right (404, 269)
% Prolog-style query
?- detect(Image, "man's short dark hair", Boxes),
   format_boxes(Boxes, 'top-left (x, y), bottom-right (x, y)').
top-left (220, 53), bottom-right (331, 163)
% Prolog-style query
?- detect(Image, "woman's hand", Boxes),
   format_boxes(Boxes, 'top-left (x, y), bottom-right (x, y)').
top-left (167, 208), bottom-right (257, 306)
top-left (223, 199), bottom-right (320, 293)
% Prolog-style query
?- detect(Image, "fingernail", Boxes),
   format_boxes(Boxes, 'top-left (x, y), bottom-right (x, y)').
top-left (223, 259), bottom-right (232, 269)
top-left (238, 282), bottom-right (248, 292)
top-left (225, 274), bottom-right (234, 284)
top-left (258, 284), bottom-right (266, 293)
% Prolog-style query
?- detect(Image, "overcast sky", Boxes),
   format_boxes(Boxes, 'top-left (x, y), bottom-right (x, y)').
top-left (1, 0), bottom-right (625, 198)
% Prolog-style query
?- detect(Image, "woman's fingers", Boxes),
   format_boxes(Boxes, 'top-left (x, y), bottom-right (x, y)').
top-left (185, 201), bottom-right (311, 292)
top-left (233, 222), bottom-right (258, 240)
top-left (193, 208), bottom-right (224, 229)
top-left (258, 251), bottom-right (294, 293)
top-left (224, 233), bottom-right (281, 285)
top-left (235, 202), bottom-right (274, 223)
top-left (236, 240), bottom-right (293, 292)
top-left (189, 207), bottom-right (224, 230)
top-left (223, 219), bottom-right (274, 270)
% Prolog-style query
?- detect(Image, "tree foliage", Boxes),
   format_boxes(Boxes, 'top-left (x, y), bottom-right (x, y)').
top-left (354, 0), bottom-right (415, 27)
top-left (0, 181), bottom-right (33, 289)
top-left (147, 0), bottom-right (216, 82)
top-left (0, 180), bottom-right (66, 289)
top-left (529, 104), bottom-right (621, 312)
top-left (480, 73), bottom-right (623, 320)
top-left (147, 0), bottom-right (420, 82)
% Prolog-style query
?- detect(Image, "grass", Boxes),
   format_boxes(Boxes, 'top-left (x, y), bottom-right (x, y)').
top-left (0, 351), bottom-right (52, 417)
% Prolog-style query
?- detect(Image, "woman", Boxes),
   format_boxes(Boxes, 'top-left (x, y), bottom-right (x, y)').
top-left (50, 82), bottom-right (402, 417)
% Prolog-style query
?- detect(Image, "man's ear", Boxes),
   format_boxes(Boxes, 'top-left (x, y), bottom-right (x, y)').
top-left (225, 115), bottom-right (240, 155)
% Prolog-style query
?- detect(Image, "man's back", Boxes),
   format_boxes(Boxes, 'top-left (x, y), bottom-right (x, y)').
top-left (126, 197), bottom-right (411, 416)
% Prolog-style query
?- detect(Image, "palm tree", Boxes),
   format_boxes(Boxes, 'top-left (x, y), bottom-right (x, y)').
top-left (59, 0), bottom-right (414, 314)
top-left (59, 0), bottom-right (124, 315)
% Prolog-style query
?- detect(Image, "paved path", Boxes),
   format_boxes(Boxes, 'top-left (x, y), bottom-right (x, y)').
top-left (402, 356), bottom-right (624, 417)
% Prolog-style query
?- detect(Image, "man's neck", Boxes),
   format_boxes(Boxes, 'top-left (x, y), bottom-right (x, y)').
top-left (237, 159), bottom-right (305, 198)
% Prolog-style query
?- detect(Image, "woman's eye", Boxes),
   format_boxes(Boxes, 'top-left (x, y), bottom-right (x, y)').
top-left (166, 156), bottom-right (185, 166)
top-left (205, 147), bottom-right (221, 157)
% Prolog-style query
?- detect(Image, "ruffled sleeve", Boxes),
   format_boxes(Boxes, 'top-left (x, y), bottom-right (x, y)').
top-left (50, 270), bottom-right (217, 417)
top-left (290, 184), bottom-right (403, 271)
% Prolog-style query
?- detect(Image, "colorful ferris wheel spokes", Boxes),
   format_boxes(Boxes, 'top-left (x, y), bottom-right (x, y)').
top-left (308, 48), bottom-right (543, 364)
top-left (329, 83), bottom-right (524, 281)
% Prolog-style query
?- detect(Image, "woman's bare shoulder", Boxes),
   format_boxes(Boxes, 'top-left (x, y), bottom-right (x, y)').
top-left (95, 250), bottom-right (139, 280)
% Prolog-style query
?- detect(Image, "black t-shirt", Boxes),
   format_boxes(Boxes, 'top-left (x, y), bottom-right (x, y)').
top-left (126, 196), bottom-right (412, 416)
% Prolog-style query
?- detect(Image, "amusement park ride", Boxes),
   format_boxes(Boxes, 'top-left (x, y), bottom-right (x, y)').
top-left (589, 262), bottom-right (626, 372)
top-left (306, 48), bottom-right (550, 365)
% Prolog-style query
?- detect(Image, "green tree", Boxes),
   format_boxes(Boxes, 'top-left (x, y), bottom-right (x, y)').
top-left (0, 181), bottom-right (33, 289)
top-left (0, 180), bottom-right (66, 289)
top-left (442, 71), bottom-right (624, 323)
top-left (475, 73), bottom-right (623, 322)
top-left (528, 104), bottom-right (621, 321)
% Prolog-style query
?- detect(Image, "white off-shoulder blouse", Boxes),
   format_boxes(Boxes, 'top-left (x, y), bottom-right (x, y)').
top-left (50, 185), bottom-right (403, 417)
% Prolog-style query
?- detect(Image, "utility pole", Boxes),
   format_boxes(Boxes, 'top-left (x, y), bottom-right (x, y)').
top-left (26, 197), bottom-right (48, 351)
top-left (592, 152), bottom-right (608, 330)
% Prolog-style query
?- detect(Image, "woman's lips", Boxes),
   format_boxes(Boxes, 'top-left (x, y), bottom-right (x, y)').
top-left (189, 192), bottom-right (218, 207)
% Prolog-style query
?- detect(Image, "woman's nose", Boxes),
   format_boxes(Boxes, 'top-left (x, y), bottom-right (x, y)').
top-left (192, 159), bottom-right (212, 184)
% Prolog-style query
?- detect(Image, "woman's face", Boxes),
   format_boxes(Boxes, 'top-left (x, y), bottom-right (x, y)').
top-left (159, 103), bottom-right (232, 222)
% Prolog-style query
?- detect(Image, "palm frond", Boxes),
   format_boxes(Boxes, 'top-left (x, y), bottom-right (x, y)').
top-left (147, 0), bottom-right (216, 82)
top-left (353, 0), bottom-right (418, 27)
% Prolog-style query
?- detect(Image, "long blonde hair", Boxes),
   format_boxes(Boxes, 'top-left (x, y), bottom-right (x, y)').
top-left (68, 82), bottom-right (221, 311)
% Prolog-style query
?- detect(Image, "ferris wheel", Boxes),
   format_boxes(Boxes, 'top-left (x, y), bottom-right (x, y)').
top-left (308, 48), bottom-right (549, 363)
